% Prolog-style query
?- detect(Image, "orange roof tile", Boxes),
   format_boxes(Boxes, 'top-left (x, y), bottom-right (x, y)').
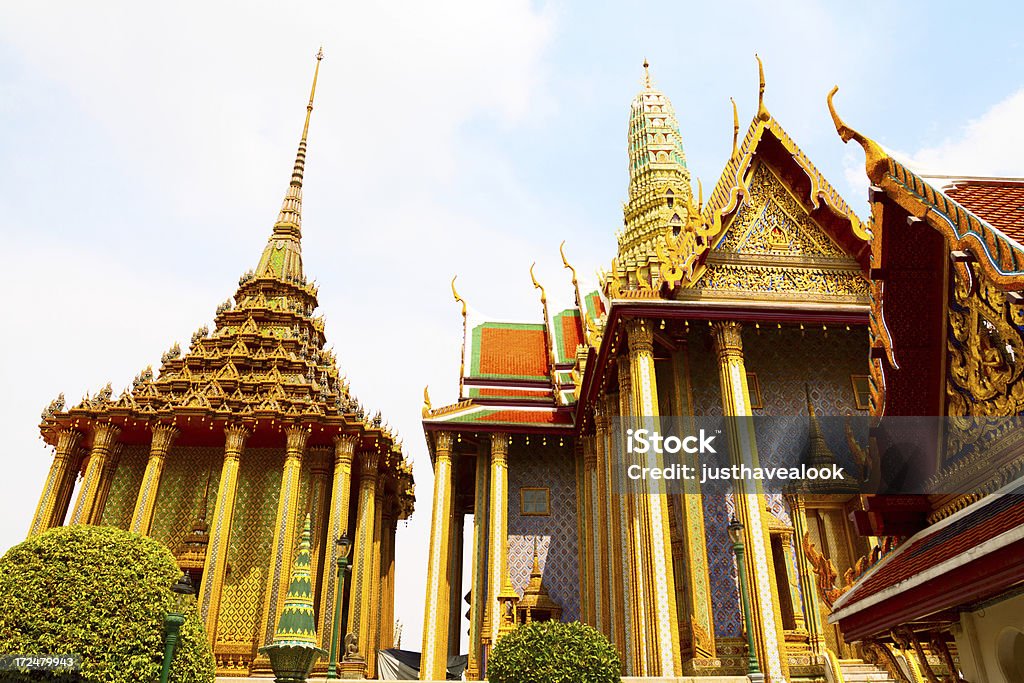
top-left (941, 178), bottom-right (1024, 245)
top-left (471, 323), bottom-right (549, 380)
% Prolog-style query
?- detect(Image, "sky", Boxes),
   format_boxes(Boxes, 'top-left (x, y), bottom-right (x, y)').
top-left (1, 0), bottom-right (1023, 653)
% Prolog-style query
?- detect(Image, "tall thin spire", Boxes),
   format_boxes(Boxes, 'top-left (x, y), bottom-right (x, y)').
top-left (256, 48), bottom-right (324, 281)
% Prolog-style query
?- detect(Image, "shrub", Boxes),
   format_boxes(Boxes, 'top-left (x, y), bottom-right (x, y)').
top-left (487, 620), bottom-right (621, 683)
top-left (0, 525), bottom-right (215, 683)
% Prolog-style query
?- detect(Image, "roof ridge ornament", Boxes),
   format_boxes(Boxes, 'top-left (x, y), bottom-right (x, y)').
top-left (756, 53), bottom-right (770, 122)
top-left (828, 85), bottom-right (890, 184)
top-left (730, 97), bottom-right (740, 161)
top-left (452, 275), bottom-right (468, 397)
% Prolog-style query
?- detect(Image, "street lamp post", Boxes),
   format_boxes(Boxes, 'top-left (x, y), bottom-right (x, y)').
top-left (326, 532), bottom-right (353, 679)
top-left (728, 518), bottom-right (761, 676)
top-left (160, 573), bottom-right (197, 683)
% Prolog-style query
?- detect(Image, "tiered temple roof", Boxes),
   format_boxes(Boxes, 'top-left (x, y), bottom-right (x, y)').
top-left (39, 51), bottom-right (414, 518)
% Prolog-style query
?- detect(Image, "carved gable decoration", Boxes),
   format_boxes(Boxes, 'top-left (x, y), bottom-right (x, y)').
top-left (684, 163), bottom-right (869, 303)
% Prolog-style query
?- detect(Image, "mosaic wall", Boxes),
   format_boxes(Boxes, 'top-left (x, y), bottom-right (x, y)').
top-left (685, 326), bottom-right (869, 636)
top-left (507, 442), bottom-right (580, 621)
top-left (150, 446), bottom-right (223, 553)
top-left (99, 445), bottom-right (148, 528)
top-left (216, 448), bottom-right (284, 646)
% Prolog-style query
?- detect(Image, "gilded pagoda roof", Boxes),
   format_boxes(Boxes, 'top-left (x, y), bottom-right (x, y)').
top-left (39, 51), bottom-right (413, 516)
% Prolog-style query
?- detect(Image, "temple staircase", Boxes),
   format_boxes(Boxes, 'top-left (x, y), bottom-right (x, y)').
top-left (838, 659), bottom-right (898, 682)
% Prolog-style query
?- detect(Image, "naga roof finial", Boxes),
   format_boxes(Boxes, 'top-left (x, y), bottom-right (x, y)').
top-left (828, 85), bottom-right (890, 184)
top-left (756, 53), bottom-right (770, 121)
top-left (730, 97), bottom-right (740, 161)
top-left (530, 262), bottom-right (547, 306)
top-left (451, 275), bottom-right (467, 318)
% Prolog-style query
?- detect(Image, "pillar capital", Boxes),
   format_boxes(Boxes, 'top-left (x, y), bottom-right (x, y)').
top-left (91, 422), bottom-right (121, 452)
top-left (490, 432), bottom-right (509, 462)
top-left (434, 431), bottom-right (455, 458)
top-left (624, 319), bottom-right (655, 355)
top-left (149, 423), bottom-right (180, 456)
top-left (224, 423), bottom-right (250, 455)
top-left (358, 449), bottom-right (382, 481)
top-left (309, 446), bottom-right (332, 476)
top-left (54, 428), bottom-right (83, 459)
top-left (333, 433), bottom-right (359, 465)
top-left (593, 401), bottom-right (609, 431)
top-left (285, 423), bottom-right (310, 455)
top-left (710, 321), bottom-right (744, 360)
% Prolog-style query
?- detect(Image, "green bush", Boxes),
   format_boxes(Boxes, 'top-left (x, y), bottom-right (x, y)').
top-left (487, 620), bottom-right (621, 683)
top-left (0, 525), bottom-right (215, 683)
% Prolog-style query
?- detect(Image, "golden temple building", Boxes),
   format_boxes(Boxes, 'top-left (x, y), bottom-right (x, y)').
top-left (419, 59), bottom-right (1024, 683)
top-left (30, 51), bottom-right (414, 679)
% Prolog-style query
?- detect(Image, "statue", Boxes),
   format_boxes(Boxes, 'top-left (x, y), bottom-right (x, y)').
top-left (343, 632), bottom-right (362, 662)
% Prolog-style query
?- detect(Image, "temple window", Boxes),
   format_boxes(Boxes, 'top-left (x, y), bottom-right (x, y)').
top-left (850, 375), bottom-right (870, 410)
top-left (746, 372), bottom-right (763, 409)
top-left (520, 488), bottom-right (550, 516)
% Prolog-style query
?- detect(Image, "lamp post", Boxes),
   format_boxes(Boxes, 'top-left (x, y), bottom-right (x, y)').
top-left (728, 517), bottom-right (760, 676)
top-left (160, 572), bottom-right (197, 683)
top-left (326, 531), bottom-right (353, 679)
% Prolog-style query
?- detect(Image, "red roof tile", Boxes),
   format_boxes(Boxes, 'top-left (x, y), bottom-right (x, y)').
top-left (842, 491), bottom-right (1024, 607)
top-left (942, 179), bottom-right (1024, 244)
top-left (558, 313), bottom-right (583, 362)
top-left (473, 325), bottom-right (549, 379)
top-left (478, 409), bottom-right (572, 425)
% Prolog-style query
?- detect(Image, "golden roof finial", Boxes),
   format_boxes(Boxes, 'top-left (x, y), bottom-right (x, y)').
top-left (302, 45), bottom-right (324, 141)
top-left (422, 385), bottom-right (432, 417)
top-left (530, 262), bottom-right (547, 306)
top-left (730, 97), bottom-right (740, 161)
top-left (827, 85), bottom-right (890, 184)
top-left (452, 275), bottom-right (468, 397)
top-left (559, 240), bottom-right (582, 310)
top-left (756, 53), bottom-right (770, 122)
top-left (451, 275), bottom-right (467, 318)
top-left (642, 58), bottom-right (652, 89)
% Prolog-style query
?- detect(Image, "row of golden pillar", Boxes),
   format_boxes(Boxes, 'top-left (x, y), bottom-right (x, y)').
top-left (29, 422), bottom-right (398, 678)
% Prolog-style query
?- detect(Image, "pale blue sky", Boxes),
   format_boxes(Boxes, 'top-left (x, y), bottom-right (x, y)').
top-left (1, 0), bottom-right (1022, 650)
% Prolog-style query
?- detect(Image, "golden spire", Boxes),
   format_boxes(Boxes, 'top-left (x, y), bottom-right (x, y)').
top-left (642, 58), bottom-right (652, 89)
top-left (755, 53), bottom-right (770, 122)
top-left (255, 48), bottom-right (324, 281)
top-left (827, 85), bottom-right (890, 184)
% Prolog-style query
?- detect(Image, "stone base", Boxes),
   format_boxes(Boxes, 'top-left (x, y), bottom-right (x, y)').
top-left (335, 659), bottom-right (366, 680)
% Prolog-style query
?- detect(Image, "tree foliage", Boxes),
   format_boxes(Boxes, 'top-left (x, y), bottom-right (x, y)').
top-left (487, 620), bottom-right (621, 683)
top-left (0, 525), bottom-right (215, 683)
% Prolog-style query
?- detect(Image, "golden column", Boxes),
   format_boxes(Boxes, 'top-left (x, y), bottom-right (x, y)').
top-left (28, 428), bottom-right (82, 536)
top-left (380, 499), bottom-right (397, 650)
top-left (617, 359), bottom-right (643, 676)
top-left (259, 424), bottom-right (310, 647)
top-left (710, 321), bottom-right (787, 681)
top-left (671, 346), bottom-right (717, 665)
top-left (90, 442), bottom-right (123, 524)
top-left (349, 445), bottom-right (383, 672)
top-left (785, 493), bottom-right (825, 655)
top-left (129, 423), bottom-right (180, 535)
top-left (486, 432), bottom-right (510, 649)
top-left (467, 440), bottom-right (490, 680)
top-left (601, 392), bottom-right (628, 660)
top-left (581, 436), bottom-right (597, 626)
top-left (420, 431), bottom-right (455, 681)
top-left (69, 422), bottom-right (121, 525)
top-left (366, 477), bottom-right (386, 676)
top-left (318, 433), bottom-right (357, 653)
top-left (625, 319), bottom-right (683, 677)
top-left (199, 423), bottom-right (249, 645)
top-left (593, 403), bottom-right (613, 638)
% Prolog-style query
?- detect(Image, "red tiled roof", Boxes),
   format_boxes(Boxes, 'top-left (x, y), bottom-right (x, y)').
top-left (475, 325), bottom-right (549, 379)
top-left (559, 313), bottom-right (583, 361)
top-left (841, 491), bottom-right (1024, 607)
top-left (942, 179), bottom-right (1024, 244)
top-left (478, 409), bottom-right (573, 425)
top-left (472, 387), bottom-right (551, 398)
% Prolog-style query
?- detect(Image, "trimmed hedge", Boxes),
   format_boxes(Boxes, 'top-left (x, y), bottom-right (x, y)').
top-left (0, 525), bottom-right (215, 683)
top-left (487, 620), bottom-right (621, 683)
